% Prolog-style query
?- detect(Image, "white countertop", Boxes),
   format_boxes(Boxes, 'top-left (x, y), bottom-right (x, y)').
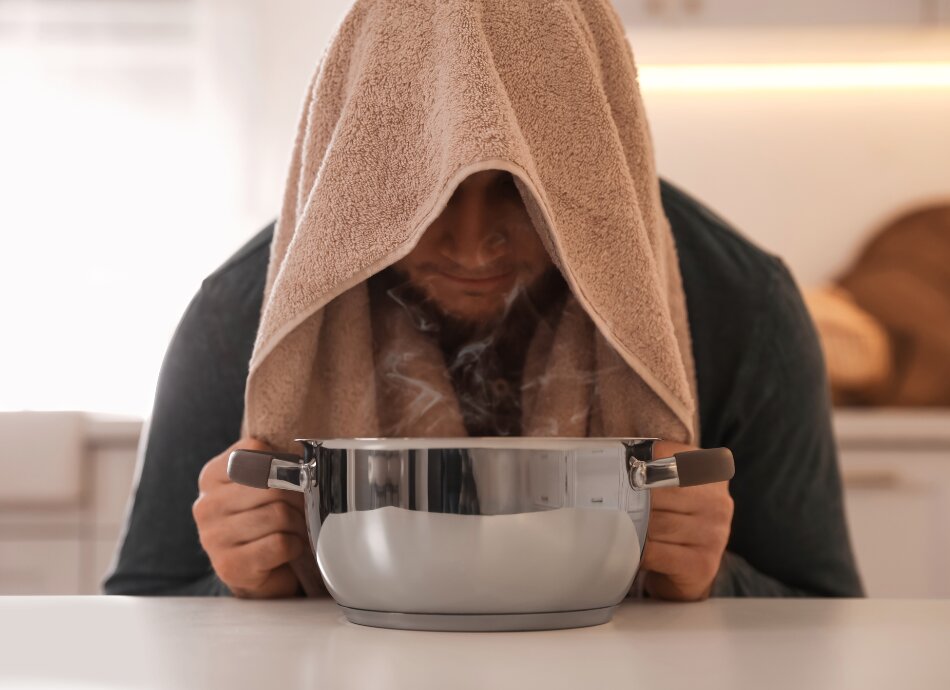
top-left (0, 597), bottom-right (947, 690)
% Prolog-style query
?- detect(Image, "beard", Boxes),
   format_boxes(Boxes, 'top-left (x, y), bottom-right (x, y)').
top-left (375, 263), bottom-right (568, 348)
top-left (370, 263), bottom-right (569, 436)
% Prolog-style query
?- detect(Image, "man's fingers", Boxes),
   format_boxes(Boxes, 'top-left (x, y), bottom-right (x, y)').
top-left (641, 538), bottom-right (706, 577)
top-left (640, 540), bottom-right (720, 601)
top-left (232, 564), bottom-right (301, 599)
top-left (652, 440), bottom-right (693, 459)
top-left (649, 484), bottom-right (731, 515)
top-left (204, 499), bottom-right (310, 549)
top-left (192, 479), bottom-right (306, 532)
top-left (646, 509), bottom-right (729, 548)
top-left (198, 438), bottom-right (274, 489)
top-left (252, 564), bottom-right (302, 599)
top-left (203, 482), bottom-right (306, 517)
top-left (233, 532), bottom-right (306, 575)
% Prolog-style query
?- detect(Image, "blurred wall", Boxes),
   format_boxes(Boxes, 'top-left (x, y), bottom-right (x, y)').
top-left (197, 0), bottom-right (348, 234)
top-left (643, 67), bottom-right (950, 285)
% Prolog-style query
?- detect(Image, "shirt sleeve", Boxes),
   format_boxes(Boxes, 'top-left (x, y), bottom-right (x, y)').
top-left (101, 270), bottom-right (259, 596)
top-left (711, 259), bottom-right (865, 597)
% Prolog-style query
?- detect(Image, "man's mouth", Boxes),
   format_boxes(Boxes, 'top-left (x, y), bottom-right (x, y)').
top-left (435, 269), bottom-right (515, 289)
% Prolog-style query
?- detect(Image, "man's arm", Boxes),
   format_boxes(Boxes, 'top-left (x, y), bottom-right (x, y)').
top-left (712, 260), bottom-right (864, 597)
top-left (102, 237), bottom-right (268, 595)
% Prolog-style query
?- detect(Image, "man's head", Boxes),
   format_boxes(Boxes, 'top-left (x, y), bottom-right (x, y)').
top-left (390, 169), bottom-right (554, 325)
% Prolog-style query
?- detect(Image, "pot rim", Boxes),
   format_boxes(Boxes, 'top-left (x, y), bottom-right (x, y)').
top-left (294, 436), bottom-right (659, 451)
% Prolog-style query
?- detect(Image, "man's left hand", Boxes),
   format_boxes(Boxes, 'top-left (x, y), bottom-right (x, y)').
top-left (639, 441), bottom-right (734, 601)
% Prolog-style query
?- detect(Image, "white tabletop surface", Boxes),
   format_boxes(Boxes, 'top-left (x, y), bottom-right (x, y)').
top-left (1, 597), bottom-right (948, 690)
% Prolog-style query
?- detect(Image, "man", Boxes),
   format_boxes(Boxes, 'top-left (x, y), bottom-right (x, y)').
top-left (103, 172), bottom-right (863, 600)
top-left (103, 0), bottom-right (862, 601)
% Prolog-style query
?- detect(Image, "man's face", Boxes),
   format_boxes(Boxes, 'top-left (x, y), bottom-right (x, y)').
top-left (391, 169), bottom-right (554, 324)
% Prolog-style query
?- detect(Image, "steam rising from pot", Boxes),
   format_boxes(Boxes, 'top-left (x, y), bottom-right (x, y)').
top-left (369, 265), bottom-right (626, 436)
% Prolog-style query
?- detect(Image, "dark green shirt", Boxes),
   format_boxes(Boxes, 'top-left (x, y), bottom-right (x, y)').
top-left (103, 178), bottom-right (864, 598)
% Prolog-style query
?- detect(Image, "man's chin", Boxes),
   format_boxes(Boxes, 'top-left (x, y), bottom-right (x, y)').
top-left (433, 298), bottom-right (507, 330)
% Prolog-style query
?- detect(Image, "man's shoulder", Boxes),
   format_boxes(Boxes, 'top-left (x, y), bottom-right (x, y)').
top-left (659, 178), bottom-right (816, 443)
top-left (203, 221), bottom-right (275, 289)
top-left (659, 177), bottom-right (789, 302)
top-left (185, 222), bottom-right (275, 340)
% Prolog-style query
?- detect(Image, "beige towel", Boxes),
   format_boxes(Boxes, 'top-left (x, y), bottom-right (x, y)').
top-left (240, 0), bottom-right (699, 594)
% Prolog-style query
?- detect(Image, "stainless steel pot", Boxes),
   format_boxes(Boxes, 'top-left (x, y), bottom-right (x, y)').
top-left (228, 437), bottom-right (734, 631)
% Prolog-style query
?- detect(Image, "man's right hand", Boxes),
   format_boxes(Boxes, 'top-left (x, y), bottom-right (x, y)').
top-left (192, 438), bottom-right (310, 598)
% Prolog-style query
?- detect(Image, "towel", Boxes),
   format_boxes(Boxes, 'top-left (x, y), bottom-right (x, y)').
top-left (240, 0), bottom-right (699, 595)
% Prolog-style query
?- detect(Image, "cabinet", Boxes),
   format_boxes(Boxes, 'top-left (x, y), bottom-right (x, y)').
top-left (616, 1), bottom-right (933, 27)
top-left (0, 415), bottom-right (140, 595)
top-left (0, 541), bottom-right (82, 595)
top-left (835, 409), bottom-right (950, 598)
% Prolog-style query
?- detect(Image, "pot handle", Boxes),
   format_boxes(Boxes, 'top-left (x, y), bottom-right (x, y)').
top-left (627, 442), bottom-right (734, 489)
top-left (228, 449), bottom-right (307, 492)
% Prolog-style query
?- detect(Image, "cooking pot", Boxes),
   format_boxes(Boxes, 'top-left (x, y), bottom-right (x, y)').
top-left (228, 437), bottom-right (734, 631)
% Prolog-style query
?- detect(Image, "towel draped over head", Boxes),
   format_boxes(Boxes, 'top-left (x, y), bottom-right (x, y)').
top-left (241, 0), bottom-right (700, 593)
top-left (242, 0), bottom-right (699, 447)
top-left (239, 0), bottom-right (700, 591)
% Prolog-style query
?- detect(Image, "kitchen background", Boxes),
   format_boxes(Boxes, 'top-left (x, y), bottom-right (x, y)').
top-left (1, 0), bottom-right (948, 597)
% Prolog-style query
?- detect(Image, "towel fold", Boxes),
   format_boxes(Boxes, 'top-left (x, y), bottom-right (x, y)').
top-left (239, 0), bottom-right (700, 595)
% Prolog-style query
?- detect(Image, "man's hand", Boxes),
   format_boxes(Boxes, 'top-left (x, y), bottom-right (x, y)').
top-left (639, 441), bottom-right (734, 601)
top-left (192, 438), bottom-right (310, 598)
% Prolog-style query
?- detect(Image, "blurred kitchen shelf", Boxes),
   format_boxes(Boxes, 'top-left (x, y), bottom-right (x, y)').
top-left (0, 412), bottom-right (143, 595)
top-left (0, 0), bottom-right (193, 32)
top-left (616, 0), bottom-right (943, 29)
top-left (0, 0), bottom-right (195, 68)
top-left (834, 407), bottom-right (950, 448)
top-left (85, 413), bottom-right (144, 445)
top-left (627, 26), bottom-right (950, 65)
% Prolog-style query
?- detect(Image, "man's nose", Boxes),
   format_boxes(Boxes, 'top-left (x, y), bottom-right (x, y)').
top-left (440, 207), bottom-right (508, 269)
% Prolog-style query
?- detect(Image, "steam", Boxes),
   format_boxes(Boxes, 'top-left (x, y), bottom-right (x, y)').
top-left (380, 350), bottom-right (447, 427)
top-left (374, 268), bottom-right (626, 436)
